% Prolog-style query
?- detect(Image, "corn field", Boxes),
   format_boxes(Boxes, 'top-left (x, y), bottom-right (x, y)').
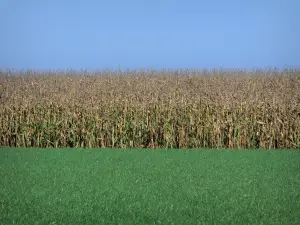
top-left (0, 69), bottom-right (299, 149)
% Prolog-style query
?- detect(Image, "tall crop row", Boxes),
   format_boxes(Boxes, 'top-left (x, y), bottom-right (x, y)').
top-left (0, 69), bottom-right (299, 149)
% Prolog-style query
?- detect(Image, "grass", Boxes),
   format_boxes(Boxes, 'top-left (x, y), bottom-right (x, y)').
top-left (1, 148), bottom-right (300, 224)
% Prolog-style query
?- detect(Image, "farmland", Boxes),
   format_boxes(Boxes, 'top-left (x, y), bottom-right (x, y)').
top-left (1, 148), bottom-right (300, 224)
top-left (0, 69), bottom-right (299, 148)
top-left (1, 69), bottom-right (300, 224)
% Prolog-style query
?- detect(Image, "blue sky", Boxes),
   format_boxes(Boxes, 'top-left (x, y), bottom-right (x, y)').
top-left (1, 0), bottom-right (299, 70)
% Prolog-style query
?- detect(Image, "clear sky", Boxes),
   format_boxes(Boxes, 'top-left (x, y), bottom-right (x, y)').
top-left (1, 0), bottom-right (299, 70)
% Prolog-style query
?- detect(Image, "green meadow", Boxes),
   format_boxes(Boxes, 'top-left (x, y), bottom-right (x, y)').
top-left (1, 148), bottom-right (299, 224)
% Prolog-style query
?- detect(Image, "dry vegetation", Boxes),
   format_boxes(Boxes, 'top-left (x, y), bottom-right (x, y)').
top-left (0, 69), bottom-right (299, 149)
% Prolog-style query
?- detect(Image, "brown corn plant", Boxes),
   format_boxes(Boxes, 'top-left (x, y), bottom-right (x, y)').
top-left (0, 68), bottom-right (299, 149)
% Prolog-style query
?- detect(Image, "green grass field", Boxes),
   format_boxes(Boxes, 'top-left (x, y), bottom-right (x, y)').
top-left (1, 149), bottom-right (299, 224)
